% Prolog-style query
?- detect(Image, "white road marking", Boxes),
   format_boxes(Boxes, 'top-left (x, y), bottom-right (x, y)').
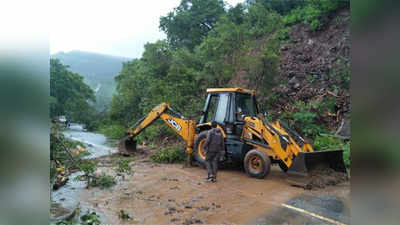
top-left (281, 203), bottom-right (346, 225)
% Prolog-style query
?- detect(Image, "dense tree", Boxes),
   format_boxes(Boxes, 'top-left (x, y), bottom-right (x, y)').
top-left (250, 0), bottom-right (306, 15)
top-left (160, 0), bottom-right (226, 50)
top-left (50, 58), bottom-right (96, 124)
top-left (108, 0), bottom-right (349, 144)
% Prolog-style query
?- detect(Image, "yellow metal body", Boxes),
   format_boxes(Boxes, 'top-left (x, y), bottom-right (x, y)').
top-left (241, 117), bottom-right (314, 168)
top-left (124, 88), bottom-right (314, 169)
top-left (126, 103), bottom-right (196, 154)
top-left (206, 87), bottom-right (256, 95)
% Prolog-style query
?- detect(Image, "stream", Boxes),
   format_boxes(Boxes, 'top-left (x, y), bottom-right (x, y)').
top-left (50, 124), bottom-right (117, 223)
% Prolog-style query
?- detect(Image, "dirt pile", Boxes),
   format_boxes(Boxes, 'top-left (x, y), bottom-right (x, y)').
top-left (272, 8), bottom-right (350, 133)
top-left (306, 168), bottom-right (349, 190)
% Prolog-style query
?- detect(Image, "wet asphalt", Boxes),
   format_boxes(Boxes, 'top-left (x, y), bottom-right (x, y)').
top-left (251, 192), bottom-right (350, 225)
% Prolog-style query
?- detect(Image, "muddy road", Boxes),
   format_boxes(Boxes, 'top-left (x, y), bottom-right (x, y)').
top-left (81, 150), bottom-right (350, 225)
top-left (54, 126), bottom-right (350, 224)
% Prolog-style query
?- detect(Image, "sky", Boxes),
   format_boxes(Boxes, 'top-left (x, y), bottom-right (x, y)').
top-left (50, 0), bottom-right (244, 59)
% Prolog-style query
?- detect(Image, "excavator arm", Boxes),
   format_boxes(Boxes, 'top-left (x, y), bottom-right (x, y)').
top-left (119, 103), bottom-right (196, 157)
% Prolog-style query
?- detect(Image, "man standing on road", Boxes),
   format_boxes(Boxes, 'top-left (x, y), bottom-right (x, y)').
top-left (203, 121), bottom-right (225, 182)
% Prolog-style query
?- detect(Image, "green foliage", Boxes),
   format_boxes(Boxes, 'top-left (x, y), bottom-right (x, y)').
top-left (90, 173), bottom-right (116, 189)
top-left (313, 135), bottom-right (350, 167)
top-left (160, 0), bottom-right (226, 50)
top-left (151, 146), bottom-right (186, 163)
top-left (107, 0), bottom-right (349, 147)
top-left (116, 157), bottom-right (133, 174)
top-left (101, 124), bottom-right (126, 139)
top-left (306, 74), bottom-right (315, 83)
top-left (52, 50), bottom-right (128, 112)
top-left (256, 0), bottom-right (306, 15)
top-left (283, 0), bottom-right (349, 31)
top-left (50, 124), bottom-right (88, 183)
top-left (80, 211), bottom-right (101, 225)
top-left (245, 3), bottom-right (283, 37)
top-left (56, 220), bottom-right (74, 225)
top-left (277, 26), bottom-right (291, 40)
top-left (75, 160), bottom-right (98, 186)
top-left (50, 58), bottom-right (97, 128)
top-left (342, 141), bottom-right (350, 167)
top-left (75, 159), bottom-right (116, 189)
top-left (243, 40), bottom-right (280, 98)
top-left (280, 101), bottom-right (327, 138)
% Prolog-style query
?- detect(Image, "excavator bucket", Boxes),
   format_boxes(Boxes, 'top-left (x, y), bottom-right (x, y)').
top-left (287, 150), bottom-right (348, 189)
top-left (119, 135), bottom-right (137, 156)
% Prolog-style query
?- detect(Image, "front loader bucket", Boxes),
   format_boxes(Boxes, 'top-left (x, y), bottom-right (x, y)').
top-left (119, 135), bottom-right (137, 156)
top-left (287, 150), bottom-right (348, 189)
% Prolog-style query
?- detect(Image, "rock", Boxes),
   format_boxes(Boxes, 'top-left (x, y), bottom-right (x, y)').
top-left (288, 77), bottom-right (299, 85)
top-left (171, 218), bottom-right (180, 222)
top-left (50, 202), bottom-right (78, 223)
top-left (197, 206), bottom-right (210, 211)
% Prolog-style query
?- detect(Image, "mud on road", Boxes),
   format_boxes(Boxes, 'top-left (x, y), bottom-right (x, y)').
top-left (78, 147), bottom-right (350, 225)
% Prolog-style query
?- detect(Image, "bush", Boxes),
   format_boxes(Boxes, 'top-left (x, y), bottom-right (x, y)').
top-left (313, 135), bottom-right (350, 167)
top-left (90, 173), bottom-right (116, 189)
top-left (102, 124), bottom-right (126, 139)
top-left (116, 157), bottom-right (133, 174)
top-left (283, 0), bottom-right (347, 31)
top-left (280, 101), bottom-right (327, 138)
top-left (51, 124), bottom-right (88, 183)
top-left (80, 211), bottom-right (101, 225)
top-left (151, 146), bottom-right (186, 163)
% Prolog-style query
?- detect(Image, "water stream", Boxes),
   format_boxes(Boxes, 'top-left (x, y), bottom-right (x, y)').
top-left (50, 124), bottom-right (117, 223)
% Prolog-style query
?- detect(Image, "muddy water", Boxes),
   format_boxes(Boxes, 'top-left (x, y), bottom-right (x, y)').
top-left (79, 151), bottom-right (351, 225)
top-left (52, 127), bottom-right (350, 224)
top-left (50, 125), bottom-right (117, 223)
top-left (63, 123), bottom-right (117, 158)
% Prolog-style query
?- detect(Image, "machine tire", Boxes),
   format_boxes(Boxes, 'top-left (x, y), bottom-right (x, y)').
top-left (193, 131), bottom-right (209, 167)
top-left (244, 149), bottom-right (271, 179)
top-left (278, 161), bottom-right (288, 172)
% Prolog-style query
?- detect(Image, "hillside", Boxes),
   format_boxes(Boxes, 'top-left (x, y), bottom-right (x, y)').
top-left (105, 0), bottom-right (350, 166)
top-left (51, 50), bottom-right (130, 111)
top-left (230, 8), bottom-right (350, 137)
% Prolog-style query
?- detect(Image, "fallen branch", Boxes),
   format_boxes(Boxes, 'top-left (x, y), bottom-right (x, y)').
top-left (335, 119), bottom-right (345, 136)
top-left (327, 90), bottom-right (339, 97)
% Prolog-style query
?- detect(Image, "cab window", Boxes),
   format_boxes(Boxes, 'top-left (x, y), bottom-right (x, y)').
top-left (214, 93), bottom-right (229, 123)
top-left (236, 93), bottom-right (257, 120)
top-left (205, 95), bottom-right (219, 123)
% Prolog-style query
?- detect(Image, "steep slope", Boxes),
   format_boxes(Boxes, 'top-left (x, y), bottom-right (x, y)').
top-left (229, 8), bottom-right (350, 137)
top-left (52, 50), bottom-right (131, 111)
top-left (273, 9), bottom-right (350, 136)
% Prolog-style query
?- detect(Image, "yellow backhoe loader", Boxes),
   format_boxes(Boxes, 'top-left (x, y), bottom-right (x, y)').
top-left (119, 88), bottom-right (347, 187)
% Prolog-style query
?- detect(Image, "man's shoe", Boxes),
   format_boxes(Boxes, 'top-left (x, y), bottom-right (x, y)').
top-left (205, 176), bottom-right (212, 181)
top-left (211, 178), bottom-right (216, 183)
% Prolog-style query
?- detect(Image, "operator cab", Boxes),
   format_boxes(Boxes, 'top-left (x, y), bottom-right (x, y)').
top-left (199, 88), bottom-right (259, 137)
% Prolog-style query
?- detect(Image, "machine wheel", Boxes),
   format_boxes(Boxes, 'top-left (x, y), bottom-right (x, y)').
top-left (193, 131), bottom-right (208, 167)
top-left (278, 160), bottom-right (288, 172)
top-left (244, 149), bottom-right (271, 179)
